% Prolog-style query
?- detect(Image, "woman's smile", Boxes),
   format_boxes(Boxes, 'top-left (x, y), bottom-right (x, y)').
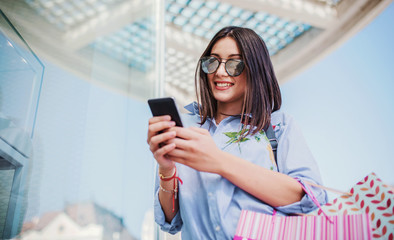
top-left (214, 81), bottom-right (234, 90)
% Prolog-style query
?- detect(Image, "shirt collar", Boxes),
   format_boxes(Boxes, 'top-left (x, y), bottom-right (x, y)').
top-left (184, 101), bottom-right (200, 115)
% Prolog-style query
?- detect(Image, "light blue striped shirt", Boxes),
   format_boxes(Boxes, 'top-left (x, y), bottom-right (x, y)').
top-left (154, 102), bottom-right (327, 239)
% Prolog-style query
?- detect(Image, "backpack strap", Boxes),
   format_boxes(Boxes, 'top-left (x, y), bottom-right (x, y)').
top-left (266, 124), bottom-right (278, 170)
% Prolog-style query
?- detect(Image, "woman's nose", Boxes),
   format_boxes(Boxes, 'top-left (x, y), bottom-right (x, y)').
top-left (215, 62), bottom-right (228, 76)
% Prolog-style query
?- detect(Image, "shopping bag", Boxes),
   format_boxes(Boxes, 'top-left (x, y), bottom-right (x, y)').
top-left (309, 173), bottom-right (394, 240)
top-left (234, 210), bottom-right (372, 240)
top-left (233, 180), bottom-right (373, 240)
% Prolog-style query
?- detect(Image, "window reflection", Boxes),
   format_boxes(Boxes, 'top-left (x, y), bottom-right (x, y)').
top-left (0, 0), bottom-right (162, 239)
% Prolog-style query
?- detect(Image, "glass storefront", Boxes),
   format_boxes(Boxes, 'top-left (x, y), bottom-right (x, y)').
top-left (0, 0), bottom-right (163, 239)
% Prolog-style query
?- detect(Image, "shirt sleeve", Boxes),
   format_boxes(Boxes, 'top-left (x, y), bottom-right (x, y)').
top-left (154, 167), bottom-right (183, 234)
top-left (274, 115), bottom-right (328, 214)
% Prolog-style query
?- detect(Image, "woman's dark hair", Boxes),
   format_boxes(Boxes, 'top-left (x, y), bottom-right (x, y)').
top-left (195, 26), bottom-right (282, 135)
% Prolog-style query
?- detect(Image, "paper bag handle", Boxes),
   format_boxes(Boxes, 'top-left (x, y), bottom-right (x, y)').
top-left (304, 180), bottom-right (352, 196)
top-left (295, 179), bottom-right (334, 223)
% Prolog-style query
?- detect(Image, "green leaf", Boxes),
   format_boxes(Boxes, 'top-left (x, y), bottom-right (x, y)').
top-left (223, 128), bottom-right (251, 154)
top-left (239, 138), bottom-right (250, 142)
top-left (224, 132), bottom-right (238, 138)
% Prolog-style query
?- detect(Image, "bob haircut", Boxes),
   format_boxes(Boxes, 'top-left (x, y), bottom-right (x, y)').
top-left (195, 26), bottom-right (282, 136)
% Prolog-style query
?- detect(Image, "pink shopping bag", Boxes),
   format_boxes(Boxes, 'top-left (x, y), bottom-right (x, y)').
top-left (234, 210), bottom-right (372, 240)
top-left (233, 180), bottom-right (373, 240)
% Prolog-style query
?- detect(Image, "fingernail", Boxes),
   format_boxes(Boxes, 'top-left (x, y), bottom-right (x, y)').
top-left (169, 121), bottom-right (176, 127)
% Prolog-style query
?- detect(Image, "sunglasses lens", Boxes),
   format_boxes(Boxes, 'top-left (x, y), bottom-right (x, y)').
top-left (226, 59), bottom-right (244, 77)
top-left (201, 57), bottom-right (245, 76)
top-left (201, 57), bottom-right (219, 74)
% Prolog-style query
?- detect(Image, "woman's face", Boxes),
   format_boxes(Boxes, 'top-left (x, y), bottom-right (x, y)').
top-left (207, 37), bottom-right (247, 113)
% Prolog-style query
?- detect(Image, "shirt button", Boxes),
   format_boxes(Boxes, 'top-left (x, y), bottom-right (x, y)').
top-left (208, 192), bottom-right (213, 197)
top-left (215, 225), bottom-right (221, 232)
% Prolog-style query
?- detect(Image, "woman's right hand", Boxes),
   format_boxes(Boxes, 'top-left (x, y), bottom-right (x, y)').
top-left (147, 115), bottom-right (177, 172)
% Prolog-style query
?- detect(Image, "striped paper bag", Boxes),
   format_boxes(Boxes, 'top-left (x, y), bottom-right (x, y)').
top-left (234, 210), bottom-right (372, 240)
top-left (233, 180), bottom-right (373, 240)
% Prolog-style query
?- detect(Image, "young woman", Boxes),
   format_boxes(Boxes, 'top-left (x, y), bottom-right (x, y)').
top-left (147, 26), bottom-right (327, 239)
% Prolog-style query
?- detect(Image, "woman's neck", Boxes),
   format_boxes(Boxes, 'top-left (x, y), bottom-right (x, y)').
top-left (215, 102), bottom-right (243, 124)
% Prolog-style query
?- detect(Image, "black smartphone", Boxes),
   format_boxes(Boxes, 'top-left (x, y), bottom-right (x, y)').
top-left (148, 97), bottom-right (183, 127)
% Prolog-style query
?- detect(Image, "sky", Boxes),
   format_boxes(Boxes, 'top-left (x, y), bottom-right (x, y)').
top-left (280, 2), bottom-right (394, 191)
top-left (9, 2), bottom-right (394, 239)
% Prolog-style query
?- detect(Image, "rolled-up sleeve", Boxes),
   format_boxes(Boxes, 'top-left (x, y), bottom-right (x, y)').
top-left (154, 170), bottom-right (183, 234)
top-left (274, 115), bottom-right (328, 214)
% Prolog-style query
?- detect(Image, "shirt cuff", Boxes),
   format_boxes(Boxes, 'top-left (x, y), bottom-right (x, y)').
top-left (154, 189), bottom-right (183, 234)
top-left (275, 178), bottom-right (328, 214)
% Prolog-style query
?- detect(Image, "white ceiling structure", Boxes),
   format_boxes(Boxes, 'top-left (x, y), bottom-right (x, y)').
top-left (164, 0), bottom-right (392, 106)
top-left (0, 0), bottom-right (392, 107)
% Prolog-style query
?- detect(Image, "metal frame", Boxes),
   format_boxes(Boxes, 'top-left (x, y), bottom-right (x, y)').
top-left (0, 137), bottom-right (28, 239)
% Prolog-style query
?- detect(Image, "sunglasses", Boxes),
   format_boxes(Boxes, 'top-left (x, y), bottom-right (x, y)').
top-left (200, 56), bottom-right (245, 77)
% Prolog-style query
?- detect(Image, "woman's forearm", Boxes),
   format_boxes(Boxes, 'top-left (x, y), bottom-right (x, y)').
top-left (217, 151), bottom-right (304, 207)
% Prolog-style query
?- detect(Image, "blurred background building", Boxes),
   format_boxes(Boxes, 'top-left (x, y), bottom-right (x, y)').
top-left (0, 0), bottom-right (393, 239)
top-left (17, 202), bottom-right (135, 240)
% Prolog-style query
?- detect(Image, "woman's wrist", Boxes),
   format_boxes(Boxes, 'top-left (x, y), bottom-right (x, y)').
top-left (213, 149), bottom-right (227, 175)
top-left (158, 166), bottom-right (175, 177)
top-left (157, 165), bottom-right (183, 213)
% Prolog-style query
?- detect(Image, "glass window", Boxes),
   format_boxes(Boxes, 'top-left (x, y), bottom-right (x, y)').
top-left (0, 0), bottom-right (163, 239)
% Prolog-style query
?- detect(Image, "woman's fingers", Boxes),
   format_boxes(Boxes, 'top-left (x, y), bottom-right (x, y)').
top-left (148, 115), bottom-right (171, 124)
top-left (146, 116), bottom-right (178, 170)
top-left (147, 120), bottom-right (176, 143)
top-left (150, 131), bottom-right (176, 152)
top-left (189, 127), bottom-right (210, 135)
top-left (169, 137), bottom-right (192, 151)
top-left (154, 143), bottom-right (176, 160)
top-left (167, 147), bottom-right (188, 159)
top-left (165, 127), bottom-right (209, 151)
top-left (149, 121), bottom-right (175, 135)
top-left (167, 155), bottom-right (187, 166)
top-left (169, 127), bottom-right (204, 140)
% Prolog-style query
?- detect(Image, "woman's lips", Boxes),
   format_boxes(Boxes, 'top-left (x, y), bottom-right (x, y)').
top-left (214, 81), bottom-right (234, 90)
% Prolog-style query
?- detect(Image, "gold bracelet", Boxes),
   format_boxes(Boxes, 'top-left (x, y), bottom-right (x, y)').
top-left (159, 167), bottom-right (176, 180)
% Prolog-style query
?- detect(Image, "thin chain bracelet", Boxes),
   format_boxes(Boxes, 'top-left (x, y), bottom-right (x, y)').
top-left (159, 184), bottom-right (177, 194)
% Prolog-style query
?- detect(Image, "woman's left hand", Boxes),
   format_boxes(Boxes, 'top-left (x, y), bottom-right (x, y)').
top-left (167, 127), bottom-right (224, 174)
